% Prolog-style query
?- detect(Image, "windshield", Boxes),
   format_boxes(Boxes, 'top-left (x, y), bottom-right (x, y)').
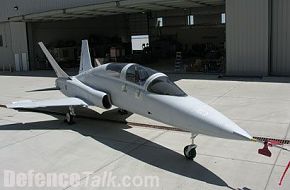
top-left (147, 76), bottom-right (187, 97)
top-left (126, 64), bottom-right (157, 86)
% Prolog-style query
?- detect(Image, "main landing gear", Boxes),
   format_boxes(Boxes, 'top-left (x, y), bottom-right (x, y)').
top-left (65, 106), bottom-right (76, 125)
top-left (184, 134), bottom-right (197, 160)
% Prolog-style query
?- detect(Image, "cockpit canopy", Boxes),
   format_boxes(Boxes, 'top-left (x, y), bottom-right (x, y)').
top-left (125, 64), bottom-right (156, 86)
top-left (147, 76), bottom-right (187, 97)
top-left (105, 63), bottom-right (127, 78)
top-left (105, 63), bottom-right (187, 97)
top-left (105, 63), bottom-right (157, 85)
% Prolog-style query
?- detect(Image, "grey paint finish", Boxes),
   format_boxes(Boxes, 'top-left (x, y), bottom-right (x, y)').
top-left (271, 0), bottom-right (290, 76)
top-left (226, 0), bottom-right (269, 76)
top-left (7, 40), bottom-right (253, 141)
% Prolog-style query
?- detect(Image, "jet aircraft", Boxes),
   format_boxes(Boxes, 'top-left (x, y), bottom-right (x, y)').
top-left (7, 40), bottom-right (279, 159)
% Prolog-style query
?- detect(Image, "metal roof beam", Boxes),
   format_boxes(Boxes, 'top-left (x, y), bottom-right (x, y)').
top-left (149, 3), bottom-right (180, 9)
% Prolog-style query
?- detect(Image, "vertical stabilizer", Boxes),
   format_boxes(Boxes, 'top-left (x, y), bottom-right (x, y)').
top-left (38, 42), bottom-right (69, 78)
top-left (79, 40), bottom-right (93, 73)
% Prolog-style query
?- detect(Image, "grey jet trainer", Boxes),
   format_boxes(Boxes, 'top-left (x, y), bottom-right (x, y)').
top-left (7, 40), bottom-right (274, 160)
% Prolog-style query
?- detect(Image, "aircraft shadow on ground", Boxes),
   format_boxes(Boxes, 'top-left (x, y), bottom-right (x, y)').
top-left (0, 108), bottom-right (234, 188)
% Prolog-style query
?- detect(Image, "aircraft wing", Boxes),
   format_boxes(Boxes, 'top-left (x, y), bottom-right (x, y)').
top-left (6, 97), bottom-right (88, 109)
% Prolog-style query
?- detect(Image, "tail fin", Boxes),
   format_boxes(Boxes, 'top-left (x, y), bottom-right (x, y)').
top-left (79, 40), bottom-right (93, 74)
top-left (38, 42), bottom-right (69, 78)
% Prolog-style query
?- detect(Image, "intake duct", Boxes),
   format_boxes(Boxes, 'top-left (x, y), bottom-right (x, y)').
top-left (58, 78), bottom-right (112, 109)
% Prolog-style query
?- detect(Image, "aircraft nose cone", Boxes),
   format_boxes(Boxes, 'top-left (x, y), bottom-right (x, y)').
top-left (177, 96), bottom-right (253, 141)
top-left (203, 112), bottom-right (253, 141)
top-left (233, 131), bottom-right (253, 141)
top-left (223, 121), bottom-right (253, 141)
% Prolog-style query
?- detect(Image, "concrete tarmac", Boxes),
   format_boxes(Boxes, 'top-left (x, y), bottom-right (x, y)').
top-left (0, 71), bottom-right (289, 189)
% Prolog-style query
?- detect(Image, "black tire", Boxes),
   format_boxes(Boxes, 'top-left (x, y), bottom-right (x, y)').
top-left (184, 145), bottom-right (197, 160)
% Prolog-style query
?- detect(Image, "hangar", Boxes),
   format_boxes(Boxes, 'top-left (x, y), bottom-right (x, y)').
top-left (0, 0), bottom-right (289, 76)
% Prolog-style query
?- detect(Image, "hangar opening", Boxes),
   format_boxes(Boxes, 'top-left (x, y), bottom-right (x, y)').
top-left (8, 0), bottom-right (226, 74)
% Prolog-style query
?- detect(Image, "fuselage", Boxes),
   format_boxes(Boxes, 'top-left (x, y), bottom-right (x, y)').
top-left (59, 63), bottom-right (252, 141)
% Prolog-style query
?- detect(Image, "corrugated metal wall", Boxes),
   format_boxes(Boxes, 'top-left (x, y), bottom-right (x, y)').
top-left (271, 0), bottom-right (290, 76)
top-left (226, 0), bottom-right (269, 76)
top-left (0, 23), bottom-right (13, 71)
top-left (0, 22), bottom-right (28, 71)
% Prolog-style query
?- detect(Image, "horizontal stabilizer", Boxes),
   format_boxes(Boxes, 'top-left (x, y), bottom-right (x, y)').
top-left (26, 87), bottom-right (60, 92)
top-left (6, 97), bottom-right (88, 109)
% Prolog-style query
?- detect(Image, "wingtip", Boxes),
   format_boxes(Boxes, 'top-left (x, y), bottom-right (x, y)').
top-left (0, 104), bottom-right (8, 108)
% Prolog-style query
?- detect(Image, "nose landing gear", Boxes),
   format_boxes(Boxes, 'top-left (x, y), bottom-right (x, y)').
top-left (184, 144), bottom-right (197, 160)
top-left (184, 133), bottom-right (197, 160)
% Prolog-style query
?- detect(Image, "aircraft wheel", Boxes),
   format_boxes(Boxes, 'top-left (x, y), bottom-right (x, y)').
top-left (65, 112), bottom-right (74, 125)
top-left (184, 145), bottom-right (197, 160)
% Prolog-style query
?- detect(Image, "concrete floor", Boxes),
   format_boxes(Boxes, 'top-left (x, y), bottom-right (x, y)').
top-left (0, 72), bottom-right (289, 189)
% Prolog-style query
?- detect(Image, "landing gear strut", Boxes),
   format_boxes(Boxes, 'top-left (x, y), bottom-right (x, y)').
top-left (184, 134), bottom-right (197, 160)
top-left (65, 106), bottom-right (76, 124)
